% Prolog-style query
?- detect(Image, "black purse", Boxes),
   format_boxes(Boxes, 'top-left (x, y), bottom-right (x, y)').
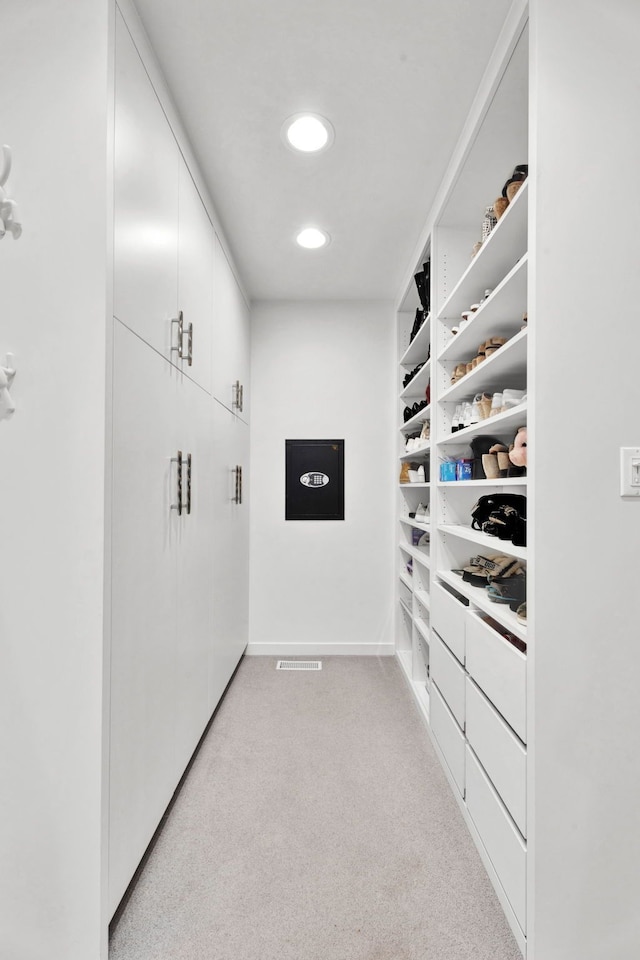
top-left (470, 494), bottom-right (527, 547)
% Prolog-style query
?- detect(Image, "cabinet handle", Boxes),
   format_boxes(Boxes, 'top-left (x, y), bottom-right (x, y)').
top-left (186, 321), bottom-right (193, 367)
top-left (185, 452), bottom-right (192, 514)
top-left (233, 464), bottom-right (241, 504)
top-left (238, 464), bottom-right (242, 504)
top-left (233, 380), bottom-right (243, 413)
top-left (171, 311), bottom-right (184, 360)
top-left (171, 450), bottom-right (183, 515)
top-left (239, 383), bottom-right (244, 412)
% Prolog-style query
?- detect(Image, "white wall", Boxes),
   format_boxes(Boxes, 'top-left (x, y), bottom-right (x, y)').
top-left (529, 1), bottom-right (640, 956)
top-left (248, 300), bottom-right (395, 655)
top-left (0, 3), bottom-right (110, 958)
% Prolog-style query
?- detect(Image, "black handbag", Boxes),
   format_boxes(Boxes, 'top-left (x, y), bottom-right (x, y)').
top-left (470, 493), bottom-right (527, 529)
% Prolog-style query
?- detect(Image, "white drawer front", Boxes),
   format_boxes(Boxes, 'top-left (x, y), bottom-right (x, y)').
top-left (465, 612), bottom-right (526, 742)
top-left (431, 685), bottom-right (465, 797)
top-left (431, 632), bottom-right (465, 728)
top-left (432, 581), bottom-right (466, 664)
top-left (466, 746), bottom-right (526, 931)
top-left (466, 678), bottom-right (527, 837)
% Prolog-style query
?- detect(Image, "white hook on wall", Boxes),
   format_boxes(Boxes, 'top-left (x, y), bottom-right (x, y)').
top-left (0, 353), bottom-right (17, 422)
top-left (0, 145), bottom-right (22, 239)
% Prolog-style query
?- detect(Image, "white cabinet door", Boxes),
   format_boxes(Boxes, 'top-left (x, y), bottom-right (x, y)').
top-left (109, 320), bottom-right (180, 916)
top-left (113, 9), bottom-right (179, 357)
top-left (213, 236), bottom-right (250, 420)
top-left (178, 162), bottom-right (214, 394)
top-left (209, 402), bottom-right (249, 710)
top-left (174, 375), bottom-right (215, 768)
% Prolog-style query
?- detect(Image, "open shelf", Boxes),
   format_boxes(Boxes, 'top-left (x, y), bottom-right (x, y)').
top-left (437, 403), bottom-right (527, 445)
top-left (399, 313), bottom-right (431, 366)
top-left (439, 180), bottom-right (528, 320)
top-left (439, 328), bottom-right (527, 403)
top-left (399, 442), bottom-right (430, 461)
top-left (438, 523), bottom-right (527, 561)
top-left (400, 404), bottom-right (431, 433)
top-left (400, 517), bottom-right (432, 533)
top-left (400, 358), bottom-right (431, 400)
top-left (439, 255), bottom-right (527, 361)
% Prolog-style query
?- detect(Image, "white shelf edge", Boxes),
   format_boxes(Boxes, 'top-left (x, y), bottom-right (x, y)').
top-left (438, 523), bottom-right (527, 561)
top-left (414, 589), bottom-right (431, 611)
top-left (436, 403), bottom-right (527, 444)
top-left (438, 327), bottom-right (528, 404)
top-left (399, 482), bottom-right (431, 489)
top-left (438, 179), bottom-right (529, 318)
top-left (438, 477), bottom-right (527, 488)
top-left (415, 618), bottom-right (430, 643)
top-left (400, 357), bottom-right (432, 400)
top-left (437, 253), bottom-right (528, 362)
top-left (399, 403), bottom-right (432, 432)
top-left (399, 442), bottom-right (431, 461)
top-left (399, 517), bottom-right (432, 532)
top-left (399, 573), bottom-right (413, 590)
top-left (398, 314), bottom-right (431, 366)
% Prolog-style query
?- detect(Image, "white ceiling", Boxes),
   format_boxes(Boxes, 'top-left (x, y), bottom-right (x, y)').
top-left (132, 0), bottom-right (514, 302)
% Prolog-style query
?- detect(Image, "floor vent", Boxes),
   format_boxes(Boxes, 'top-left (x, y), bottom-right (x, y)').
top-left (276, 660), bottom-right (322, 671)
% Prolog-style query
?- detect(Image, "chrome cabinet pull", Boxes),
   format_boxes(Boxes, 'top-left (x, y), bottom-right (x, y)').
top-left (233, 380), bottom-right (243, 412)
top-left (233, 464), bottom-right (242, 504)
top-left (186, 321), bottom-right (193, 366)
top-left (239, 383), bottom-right (244, 412)
top-left (171, 310), bottom-right (184, 360)
top-left (185, 453), bottom-right (192, 514)
top-left (171, 450), bottom-right (183, 515)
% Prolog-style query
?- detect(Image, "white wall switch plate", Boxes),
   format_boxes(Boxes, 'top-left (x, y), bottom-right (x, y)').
top-left (620, 447), bottom-right (640, 497)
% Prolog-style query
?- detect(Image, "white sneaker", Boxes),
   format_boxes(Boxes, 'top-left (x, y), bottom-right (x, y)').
top-left (502, 388), bottom-right (526, 408)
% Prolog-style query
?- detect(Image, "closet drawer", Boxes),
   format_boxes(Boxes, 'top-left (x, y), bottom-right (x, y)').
top-left (466, 746), bottom-right (526, 931)
top-left (466, 613), bottom-right (526, 742)
top-left (430, 684), bottom-right (465, 797)
top-left (432, 581), bottom-right (466, 663)
top-left (466, 678), bottom-right (526, 837)
top-left (431, 632), bottom-right (465, 728)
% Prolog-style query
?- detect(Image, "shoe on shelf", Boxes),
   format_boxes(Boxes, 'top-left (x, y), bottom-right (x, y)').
top-left (414, 502), bottom-right (429, 523)
top-left (484, 337), bottom-right (507, 357)
top-left (503, 388), bottom-right (526, 409)
top-left (408, 465), bottom-right (426, 483)
top-left (516, 602), bottom-right (527, 624)
top-left (453, 554), bottom-right (522, 586)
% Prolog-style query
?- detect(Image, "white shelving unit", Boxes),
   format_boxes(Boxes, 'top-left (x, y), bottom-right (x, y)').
top-left (394, 6), bottom-right (529, 954)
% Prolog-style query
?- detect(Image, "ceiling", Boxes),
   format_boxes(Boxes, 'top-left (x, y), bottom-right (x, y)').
top-left (132, 0), bottom-right (514, 302)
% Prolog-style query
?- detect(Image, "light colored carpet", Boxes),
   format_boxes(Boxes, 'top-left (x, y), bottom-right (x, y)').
top-left (109, 656), bottom-right (522, 960)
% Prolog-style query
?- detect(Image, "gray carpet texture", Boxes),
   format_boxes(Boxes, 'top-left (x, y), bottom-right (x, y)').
top-left (109, 656), bottom-right (522, 960)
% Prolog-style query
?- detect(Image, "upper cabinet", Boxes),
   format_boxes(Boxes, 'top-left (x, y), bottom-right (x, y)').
top-left (114, 10), bottom-right (214, 395)
top-left (113, 10), bottom-right (179, 356)
top-left (178, 162), bottom-right (214, 394)
top-left (213, 235), bottom-right (250, 421)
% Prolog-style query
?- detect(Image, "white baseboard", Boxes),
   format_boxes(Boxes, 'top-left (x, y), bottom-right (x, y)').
top-left (245, 642), bottom-right (396, 657)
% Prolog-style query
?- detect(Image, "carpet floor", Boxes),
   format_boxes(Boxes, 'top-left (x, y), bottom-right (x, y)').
top-left (109, 656), bottom-right (522, 960)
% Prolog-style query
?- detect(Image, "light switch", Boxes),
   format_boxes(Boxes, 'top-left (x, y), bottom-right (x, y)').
top-left (620, 447), bottom-right (640, 497)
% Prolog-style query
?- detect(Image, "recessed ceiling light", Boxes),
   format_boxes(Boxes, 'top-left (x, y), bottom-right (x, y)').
top-left (282, 113), bottom-right (335, 154)
top-left (296, 227), bottom-right (330, 249)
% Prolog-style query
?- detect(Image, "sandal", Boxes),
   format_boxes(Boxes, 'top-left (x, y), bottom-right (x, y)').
top-left (453, 554), bottom-right (522, 586)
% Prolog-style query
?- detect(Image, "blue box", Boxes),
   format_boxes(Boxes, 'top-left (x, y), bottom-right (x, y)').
top-left (440, 461), bottom-right (457, 481)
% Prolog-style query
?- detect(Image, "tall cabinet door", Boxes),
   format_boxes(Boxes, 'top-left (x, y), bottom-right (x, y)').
top-left (177, 162), bottom-right (214, 394)
top-left (113, 9), bottom-right (179, 355)
top-left (213, 236), bottom-right (250, 419)
top-left (209, 401), bottom-right (250, 710)
top-left (173, 375), bottom-right (215, 770)
top-left (109, 320), bottom-right (179, 916)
